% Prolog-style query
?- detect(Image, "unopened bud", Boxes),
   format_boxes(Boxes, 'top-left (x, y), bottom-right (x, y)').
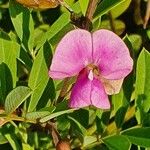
top-left (56, 140), bottom-right (71, 150)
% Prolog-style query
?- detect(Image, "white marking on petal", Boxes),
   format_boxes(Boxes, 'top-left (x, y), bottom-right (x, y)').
top-left (88, 70), bottom-right (94, 81)
top-left (84, 60), bottom-right (89, 66)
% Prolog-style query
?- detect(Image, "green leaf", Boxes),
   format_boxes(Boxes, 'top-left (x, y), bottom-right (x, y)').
top-left (28, 41), bottom-right (52, 111)
top-left (35, 13), bottom-right (70, 50)
top-left (69, 1), bottom-right (81, 14)
top-left (57, 115), bottom-right (70, 132)
top-left (111, 36), bottom-right (134, 116)
top-left (35, 2), bottom-right (80, 50)
top-left (103, 135), bottom-right (131, 150)
top-left (50, 23), bottom-right (74, 47)
top-left (94, 0), bottom-right (124, 19)
top-left (9, 0), bottom-right (34, 51)
top-left (111, 0), bottom-right (131, 18)
top-left (36, 79), bottom-right (55, 110)
top-left (100, 19), bottom-right (125, 35)
top-left (79, 0), bottom-right (89, 16)
top-left (128, 34), bottom-right (142, 54)
top-left (19, 47), bottom-right (33, 71)
top-left (0, 132), bottom-right (7, 144)
top-left (83, 136), bottom-right (97, 147)
top-left (135, 49), bottom-right (150, 112)
top-left (0, 39), bottom-right (20, 103)
top-left (25, 106), bottom-right (56, 120)
top-left (5, 86), bottom-right (32, 114)
top-left (22, 143), bottom-right (34, 150)
top-left (122, 127), bottom-right (150, 148)
top-left (147, 29), bottom-right (150, 40)
top-left (0, 30), bottom-right (11, 40)
top-left (68, 116), bottom-right (87, 136)
top-left (115, 106), bottom-right (128, 128)
top-left (111, 88), bottom-right (126, 116)
top-left (40, 108), bottom-right (76, 123)
top-left (33, 25), bottom-right (49, 48)
top-left (4, 133), bottom-right (21, 150)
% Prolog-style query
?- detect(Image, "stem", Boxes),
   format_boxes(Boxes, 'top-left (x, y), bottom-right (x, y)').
top-left (108, 12), bottom-right (116, 33)
top-left (57, 77), bottom-right (71, 104)
top-left (85, 0), bottom-right (99, 20)
top-left (85, 0), bottom-right (99, 30)
top-left (133, 0), bottom-right (143, 25)
top-left (46, 121), bottom-right (61, 146)
top-left (144, 0), bottom-right (150, 29)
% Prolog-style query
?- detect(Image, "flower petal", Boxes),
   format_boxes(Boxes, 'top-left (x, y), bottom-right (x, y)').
top-left (100, 77), bottom-right (124, 95)
top-left (49, 29), bottom-right (92, 79)
top-left (69, 70), bottom-right (110, 109)
top-left (93, 29), bottom-right (133, 80)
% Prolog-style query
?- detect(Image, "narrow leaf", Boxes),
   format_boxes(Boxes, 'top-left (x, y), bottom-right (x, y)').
top-left (110, 0), bottom-right (131, 18)
top-left (94, 0), bottom-right (124, 19)
top-left (40, 108), bottom-right (76, 123)
top-left (35, 2), bottom-right (80, 50)
top-left (25, 106), bottom-right (55, 120)
top-left (4, 133), bottom-right (21, 150)
top-left (135, 49), bottom-right (150, 112)
top-left (5, 86), bottom-right (32, 114)
top-left (35, 13), bottom-right (70, 50)
top-left (0, 133), bottom-right (7, 144)
top-left (9, 0), bottom-right (34, 51)
top-left (79, 0), bottom-right (89, 16)
top-left (68, 116), bottom-right (87, 135)
top-left (28, 41), bottom-right (52, 112)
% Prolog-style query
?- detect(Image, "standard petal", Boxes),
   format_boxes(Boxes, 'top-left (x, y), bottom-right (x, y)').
top-left (93, 29), bottom-right (133, 80)
top-left (69, 70), bottom-right (110, 109)
top-left (49, 29), bottom-right (92, 79)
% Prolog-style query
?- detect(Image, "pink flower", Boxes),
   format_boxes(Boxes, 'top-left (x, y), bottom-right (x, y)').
top-left (49, 29), bottom-right (133, 109)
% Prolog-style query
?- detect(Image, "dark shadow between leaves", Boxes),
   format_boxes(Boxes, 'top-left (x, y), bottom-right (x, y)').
top-left (36, 41), bottom-right (55, 109)
top-left (43, 41), bottom-right (53, 68)
top-left (0, 63), bottom-right (13, 105)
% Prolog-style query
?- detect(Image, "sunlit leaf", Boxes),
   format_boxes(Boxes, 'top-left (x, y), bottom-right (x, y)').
top-left (0, 39), bottom-right (20, 103)
top-left (135, 49), bottom-right (150, 113)
top-left (83, 136), bottom-right (97, 147)
top-left (5, 86), bottom-right (32, 114)
top-left (79, 0), bottom-right (89, 16)
top-left (0, 132), bottom-right (7, 144)
top-left (4, 133), bottom-right (21, 150)
top-left (35, 2), bottom-right (80, 50)
top-left (128, 34), bottom-right (142, 54)
top-left (94, 0), bottom-right (124, 19)
top-left (9, 0), bottom-right (34, 52)
top-left (22, 143), bottom-right (34, 150)
top-left (40, 108), bottom-right (76, 123)
top-left (25, 106), bottom-right (55, 120)
top-left (28, 41), bottom-right (52, 112)
top-left (111, 0), bottom-right (131, 18)
top-left (35, 13), bottom-right (70, 50)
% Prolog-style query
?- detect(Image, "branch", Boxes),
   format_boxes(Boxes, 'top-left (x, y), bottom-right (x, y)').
top-left (85, 0), bottom-right (99, 30)
top-left (144, 0), bottom-right (150, 29)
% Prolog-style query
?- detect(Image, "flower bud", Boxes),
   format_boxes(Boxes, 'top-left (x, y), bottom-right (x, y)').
top-left (56, 140), bottom-right (71, 150)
